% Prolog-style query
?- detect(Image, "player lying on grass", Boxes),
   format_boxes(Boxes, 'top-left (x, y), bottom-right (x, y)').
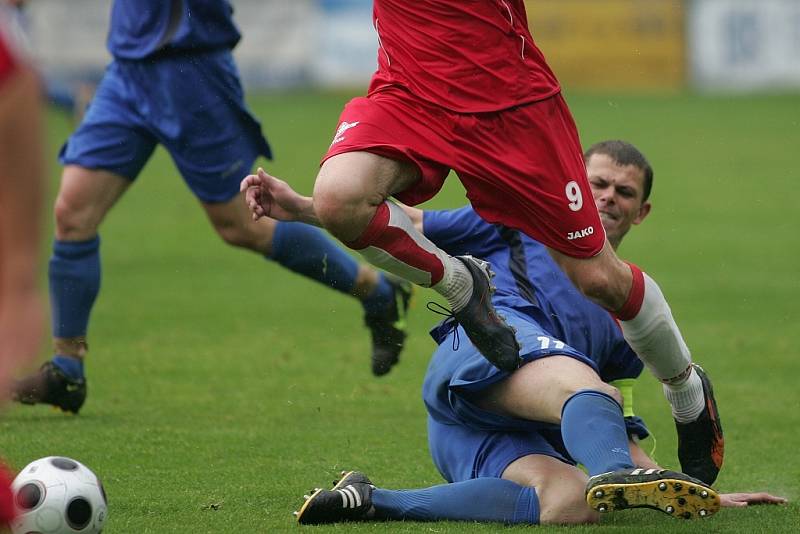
top-left (12, 0), bottom-right (412, 417)
top-left (293, 141), bottom-right (787, 525)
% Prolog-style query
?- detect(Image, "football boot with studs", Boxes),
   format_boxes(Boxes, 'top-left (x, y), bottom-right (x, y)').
top-left (294, 470), bottom-right (375, 525)
top-left (586, 467), bottom-right (720, 519)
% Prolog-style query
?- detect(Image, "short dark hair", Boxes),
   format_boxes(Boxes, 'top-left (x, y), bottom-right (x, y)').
top-left (583, 140), bottom-right (654, 202)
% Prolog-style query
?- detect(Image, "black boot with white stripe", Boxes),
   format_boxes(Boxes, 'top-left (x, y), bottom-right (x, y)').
top-left (295, 471), bottom-right (375, 525)
top-left (586, 468), bottom-right (720, 520)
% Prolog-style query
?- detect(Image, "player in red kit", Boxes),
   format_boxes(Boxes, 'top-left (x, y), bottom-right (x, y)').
top-left (0, 7), bottom-right (46, 526)
top-left (242, 0), bottom-right (723, 486)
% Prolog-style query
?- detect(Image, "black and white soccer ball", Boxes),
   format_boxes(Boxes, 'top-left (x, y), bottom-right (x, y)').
top-left (10, 457), bottom-right (107, 534)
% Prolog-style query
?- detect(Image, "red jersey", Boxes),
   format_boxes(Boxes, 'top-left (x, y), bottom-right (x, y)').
top-left (370, 0), bottom-right (560, 113)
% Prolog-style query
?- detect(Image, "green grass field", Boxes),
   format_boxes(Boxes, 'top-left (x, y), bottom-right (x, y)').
top-left (1, 90), bottom-right (798, 533)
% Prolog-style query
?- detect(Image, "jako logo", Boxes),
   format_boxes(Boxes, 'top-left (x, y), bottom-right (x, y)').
top-left (567, 226), bottom-right (595, 240)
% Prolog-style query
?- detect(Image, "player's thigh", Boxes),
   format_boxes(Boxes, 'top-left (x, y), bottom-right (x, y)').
top-left (314, 151), bottom-right (420, 209)
top-left (475, 355), bottom-right (614, 424)
top-left (53, 166), bottom-right (131, 240)
top-left (502, 454), bottom-right (596, 524)
top-left (201, 191), bottom-right (276, 253)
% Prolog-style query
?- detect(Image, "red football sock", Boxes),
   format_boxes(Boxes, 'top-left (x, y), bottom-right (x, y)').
top-left (614, 262), bottom-right (645, 321)
top-left (346, 201), bottom-right (446, 286)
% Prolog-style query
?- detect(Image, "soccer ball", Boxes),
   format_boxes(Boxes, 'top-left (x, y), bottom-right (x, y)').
top-left (9, 457), bottom-right (107, 534)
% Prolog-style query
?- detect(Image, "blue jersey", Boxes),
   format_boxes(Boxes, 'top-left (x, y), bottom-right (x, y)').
top-left (108, 0), bottom-right (241, 60)
top-left (423, 207), bottom-right (648, 482)
top-left (423, 207), bottom-right (642, 384)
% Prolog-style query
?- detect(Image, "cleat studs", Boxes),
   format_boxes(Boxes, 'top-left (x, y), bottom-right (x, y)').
top-left (658, 482), bottom-right (667, 491)
top-left (594, 489), bottom-right (604, 498)
top-left (699, 509), bottom-right (708, 517)
top-left (682, 512), bottom-right (692, 519)
top-left (665, 505), bottom-right (674, 514)
top-left (597, 504), bottom-right (608, 513)
top-left (292, 511), bottom-right (299, 517)
top-left (678, 498), bottom-right (686, 505)
top-left (688, 487), bottom-right (697, 494)
top-left (700, 490), bottom-right (709, 498)
top-left (615, 488), bottom-right (624, 496)
top-left (303, 495), bottom-right (311, 500)
top-left (673, 482), bottom-right (682, 490)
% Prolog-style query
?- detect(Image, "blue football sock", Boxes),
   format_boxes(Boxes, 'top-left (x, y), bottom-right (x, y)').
top-left (372, 478), bottom-right (539, 524)
top-left (49, 237), bottom-right (101, 339)
top-left (52, 355), bottom-right (84, 380)
top-left (268, 221), bottom-right (359, 296)
top-left (561, 389), bottom-right (635, 477)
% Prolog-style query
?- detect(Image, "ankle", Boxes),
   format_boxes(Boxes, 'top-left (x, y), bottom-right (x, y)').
top-left (434, 257), bottom-right (473, 312)
top-left (54, 337), bottom-right (88, 359)
top-left (352, 266), bottom-right (380, 300)
top-left (52, 355), bottom-right (85, 380)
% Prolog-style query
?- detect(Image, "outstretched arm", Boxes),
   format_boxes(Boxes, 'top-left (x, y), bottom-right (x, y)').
top-left (240, 168), bottom-right (321, 226)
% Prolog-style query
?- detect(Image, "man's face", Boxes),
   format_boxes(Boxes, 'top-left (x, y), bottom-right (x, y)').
top-left (586, 153), bottom-right (651, 248)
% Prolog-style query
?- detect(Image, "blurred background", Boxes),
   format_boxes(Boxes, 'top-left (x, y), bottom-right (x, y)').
top-left (18, 0), bottom-right (800, 95)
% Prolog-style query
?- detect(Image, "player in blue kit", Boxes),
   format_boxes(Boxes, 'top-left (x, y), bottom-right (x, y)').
top-left (293, 141), bottom-right (785, 525)
top-left (12, 0), bottom-right (411, 415)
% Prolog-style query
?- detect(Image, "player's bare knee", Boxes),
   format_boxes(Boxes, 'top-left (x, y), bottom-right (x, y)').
top-left (571, 267), bottom-right (617, 305)
top-left (53, 194), bottom-right (97, 240)
top-left (313, 185), bottom-right (382, 242)
top-left (597, 381), bottom-right (624, 407)
top-left (555, 250), bottom-right (630, 310)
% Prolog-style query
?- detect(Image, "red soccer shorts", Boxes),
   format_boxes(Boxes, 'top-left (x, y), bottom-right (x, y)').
top-left (322, 87), bottom-right (606, 258)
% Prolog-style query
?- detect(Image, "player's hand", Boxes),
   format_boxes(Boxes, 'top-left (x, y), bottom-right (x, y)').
top-left (240, 168), bottom-right (316, 224)
top-left (719, 492), bottom-right (788, 508)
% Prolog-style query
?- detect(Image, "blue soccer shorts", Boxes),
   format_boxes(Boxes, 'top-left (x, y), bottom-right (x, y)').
top-left (59, 49), bottom-right (271, 203)
top-left (428, 416), bottom-right (574, 483)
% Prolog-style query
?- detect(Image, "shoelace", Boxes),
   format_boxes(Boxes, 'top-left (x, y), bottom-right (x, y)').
top-left (426, 301), bottom-right (461, 351)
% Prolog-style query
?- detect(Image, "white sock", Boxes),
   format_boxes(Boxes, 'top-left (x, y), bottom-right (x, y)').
top-left (432, 257), bottom-right (473, 312)
top-left (663, 367), bottom-right (705, 422)
top-left (619, 273), bottom-right (692, 381)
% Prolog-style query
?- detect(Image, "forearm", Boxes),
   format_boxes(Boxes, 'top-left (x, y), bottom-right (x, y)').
top-left (396, 202), bottom-right (424, 233)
